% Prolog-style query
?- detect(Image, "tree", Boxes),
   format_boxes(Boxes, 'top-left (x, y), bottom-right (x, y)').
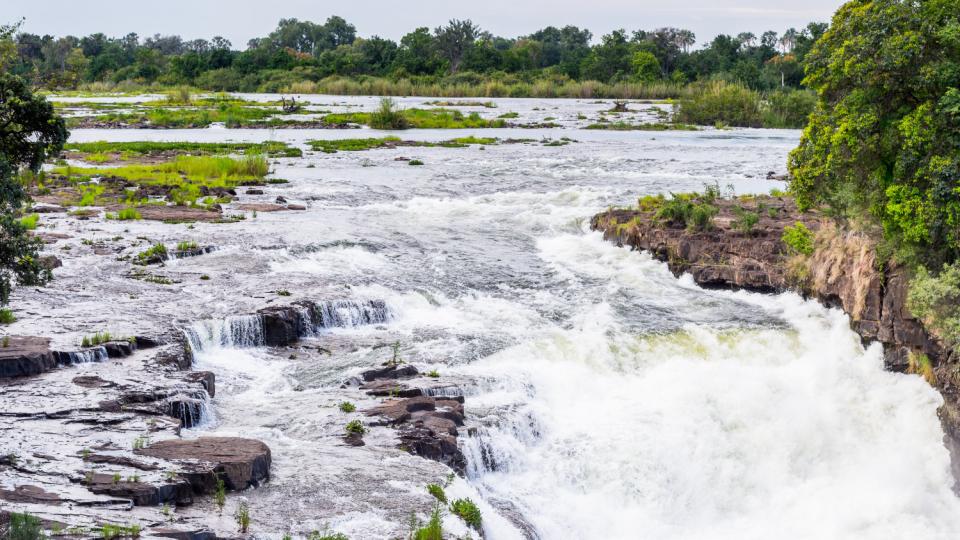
top-left (0, 69), bottom-right (67, 303)
top-left (394, 27), bottom-right (439, 75)
top-left (435, 19), bottom-right (479, 73)
top-left (788, 0), bottom-right (960, 266)
top-left (631, 51), bottom-right (660, 82)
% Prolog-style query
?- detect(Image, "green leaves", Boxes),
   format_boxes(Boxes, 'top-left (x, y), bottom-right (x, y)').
top-left (788, 0), bottom-right (960, 266)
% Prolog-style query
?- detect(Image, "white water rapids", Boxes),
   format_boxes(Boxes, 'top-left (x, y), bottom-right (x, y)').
top-left (59, 95), bottom-right (960, 539)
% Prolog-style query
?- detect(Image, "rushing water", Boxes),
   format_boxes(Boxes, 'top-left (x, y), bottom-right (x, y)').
top-left (49, 95), bottom-right (960, 539)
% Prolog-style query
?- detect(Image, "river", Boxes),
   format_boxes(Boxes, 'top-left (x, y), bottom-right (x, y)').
top-left (34, 95), bottom-right (960, 539)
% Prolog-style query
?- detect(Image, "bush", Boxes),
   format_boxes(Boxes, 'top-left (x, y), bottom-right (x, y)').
top-left (369, 98), bottom-right (409, 130)
top-left (675, 81), bottom-right (762, 128)
top-left (338, 401), bottom-right (356, 413)
top-left (345, 419), bottom-right (366, 435)
top-left (763, 89), bottom-right (816, 129)
top-left (908, 263), bottom-right (960, 353)
top-left (450, 498), bottom-right (482, 530)
top-left (0, 308), bottom-right (16, 324)
top-left (687, 203), bottom-right (718, 232)
top-left (731, 207), bottom-right (760, 233)
top-left (782, 222), bottom-right (814, 256)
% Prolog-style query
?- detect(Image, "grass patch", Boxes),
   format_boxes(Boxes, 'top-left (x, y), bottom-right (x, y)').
top-left (81, 331), bottom-right (113, 347)
top-left (338, 401), bottom-right (356, 413)
top-left (136, 243), bottom-right (168, 264)
top-left (64, 141), bottom-right (301, 158)
top-left (54, 155), bottom-right (269, 193)
top-left (325, 107), bottom-right (505, 129)
top-left (408, 160), bottom-right (424, 166)
top-left (0, 308), bottom-right (16, 324)
top-left (106, 208), bottom-right (142, 221)
top-left (18, 214), bottom-right (39, 230)
top-left (308, 137), bottom-right (403, 153)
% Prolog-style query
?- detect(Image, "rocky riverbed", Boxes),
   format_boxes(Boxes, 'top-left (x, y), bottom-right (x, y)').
top-left (3, 94), bottom-right (960, 539)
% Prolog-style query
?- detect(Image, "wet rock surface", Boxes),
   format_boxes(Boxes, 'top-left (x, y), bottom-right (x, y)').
top-left (136, 437), bottom-right (272, 491)
top-left (364, 376), bottom-right (468, 473)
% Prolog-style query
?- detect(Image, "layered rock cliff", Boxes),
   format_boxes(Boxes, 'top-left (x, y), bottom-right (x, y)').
top-left (591, 196), bottom-right (960, 484)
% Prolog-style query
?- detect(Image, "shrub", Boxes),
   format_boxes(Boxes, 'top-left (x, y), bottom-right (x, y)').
top-left (0, 308), bottom-right (16, 324)
top-left (345, 419), bottom-right (366, 435)
top-left (369, 98), bottom-right (409, 130)
top-left (675, 81), bottom-right (762, 128)
top-left (450, 498), bottom-right (482, 530)
top-left (408, 159), bottom-right (424, 166)
top-left (426, 370), bottom-right (440, 378)
top-left (731, 207), bottom-right (760, 233)
top-left (687, 203), bottom-right (718, 232)
top-left (338, 401), bottom-right (356, 413)
top-left (908, 263), bottom-right (960, 353)
top-left (782, 222), bottom-right (814, 256)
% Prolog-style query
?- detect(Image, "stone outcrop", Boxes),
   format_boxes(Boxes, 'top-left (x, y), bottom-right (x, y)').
top-left (592, 196), bottom-right (960, 484)
top-left (136, 437), bottom-right (272, 491)
top-left (0, 337), bottom-right (58, 378)
top-left (366, 393), bottom-right (467, 473)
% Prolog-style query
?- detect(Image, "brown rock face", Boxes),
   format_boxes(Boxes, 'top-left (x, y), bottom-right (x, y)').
top-left (367, 396), bottom-right (467, 473)
top-left (592, 197), bottom-right (960, 485)
top-left (0, 337), bottom-right (57, 378)
top-left (136, 437), bottom-right (271, 491)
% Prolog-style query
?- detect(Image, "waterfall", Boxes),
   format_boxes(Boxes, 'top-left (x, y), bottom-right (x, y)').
top-left (183, 298), bottom-right (394, 352)
top-left (184, 314), bottom-right (265, 352)
top-left (313, 299), bottom-right (393, 328)
top-left (56, 346), bottom-right (109, 366)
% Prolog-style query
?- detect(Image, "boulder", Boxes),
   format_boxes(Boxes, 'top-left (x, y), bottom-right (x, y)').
top-left (257, 306), bottom-right (303, 346)
top-left (136, 437), bottom-right (271, 492)
top-left (0, 337), bottom-right (57, 378)
top-left (361, 364), bottom-right (419, 382)
top-left (86, 474), bottom-right (193, 506)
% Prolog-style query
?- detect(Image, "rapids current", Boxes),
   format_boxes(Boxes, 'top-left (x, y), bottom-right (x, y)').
top-left (45, 95), bottom-right (960, 539)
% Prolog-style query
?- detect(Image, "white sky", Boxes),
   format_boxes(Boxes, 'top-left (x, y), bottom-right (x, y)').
top-left (12, 0), bottom-right (845, 46)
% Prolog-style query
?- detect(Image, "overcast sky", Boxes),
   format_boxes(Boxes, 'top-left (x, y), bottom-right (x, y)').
top-left (11, 1), bottom-right (845, 46)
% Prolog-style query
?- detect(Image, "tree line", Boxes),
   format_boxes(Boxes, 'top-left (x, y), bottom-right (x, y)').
top-left (7, 16), bottom-right (828, 92)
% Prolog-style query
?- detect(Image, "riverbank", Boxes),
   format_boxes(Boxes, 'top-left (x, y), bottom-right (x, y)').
top-left (591, 197), bottom-right (960, 483)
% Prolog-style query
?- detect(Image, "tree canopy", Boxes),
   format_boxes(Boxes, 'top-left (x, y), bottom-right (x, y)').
top-left (0, 22), bottom-right (66, 305)
top-left (7, 17), bottom-right (828, 92)
top-left (788, 0), bottom-right (960, 266)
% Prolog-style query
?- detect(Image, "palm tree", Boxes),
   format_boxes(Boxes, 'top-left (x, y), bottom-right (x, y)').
top-left (677, 29), bottom-right (696, 53)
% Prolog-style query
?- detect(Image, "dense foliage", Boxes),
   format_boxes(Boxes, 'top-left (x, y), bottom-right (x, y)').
top-left (7, 16), bottom-right (828, 93)
top-left (788, 0), bottom-right (960, 266)
top-left (0, 21), bottom-right (66, 305)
